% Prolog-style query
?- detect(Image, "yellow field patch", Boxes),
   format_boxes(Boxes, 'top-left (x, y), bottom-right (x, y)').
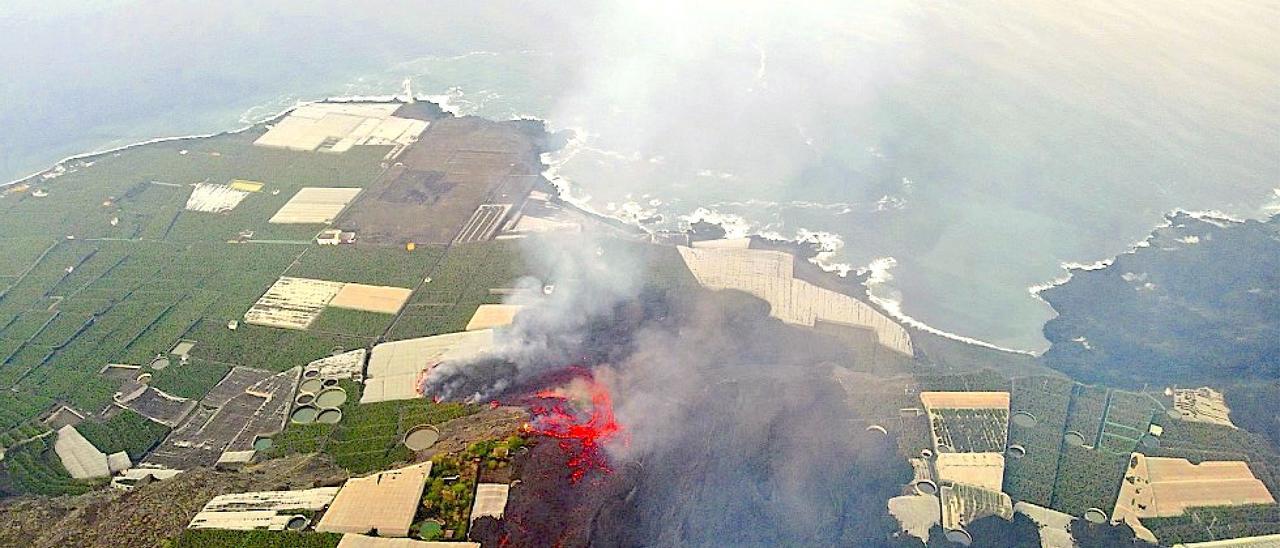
top-left (328, 283), bottom-right (412, 315)
top-left (229, 179), bottom-right (264, 192)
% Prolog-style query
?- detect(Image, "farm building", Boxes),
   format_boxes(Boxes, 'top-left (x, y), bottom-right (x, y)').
top-left (188, 486), bottom-right (340, 531)
top-left (361, 330), bottom-right (495, 404)
top-left (317, 228), bottom-right (357, 245)
top-left (269, 187), bottom-right (363, 224)
top-left (244, 277), bottom-right (347, 330)
top-left (1170, 387), bottom-right (1235, 427)
top-left (676, 245), bottom-right (913, 355)
top-left (1113, 453), bottom-right (1275, 540)
top-left (465, 304), bottom-right (524, 331)
top-left (185, 182), bottom-right (251, 213)
top-left (317, 462), bottom-right (433, 537)
top-left (470, 483), bottom-right (511, 523)
top-left (253, 102), bottom-right (428, 154)
top-left (245, 277), bottom-right (412, 329)
top-left (53, 425), bottom-right (111, 479)
top-left (304, 349), bottom-right (367, 381)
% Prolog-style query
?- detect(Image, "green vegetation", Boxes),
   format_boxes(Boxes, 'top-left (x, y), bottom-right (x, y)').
top-left (1049, 444), bottom-right (1127, 517)
top-left (1064, 384), bottom-right (1107, 446)
top-left (414, 440), bottom-right (522, 543)
top-left (186, 320), bottom-right (370, 373)
top-left (149, 358), bottom-right (232, 400)
top-left (170, 529), bottom-right (342, 548)
top-left (76, 409), bottom-right (171, 461)
top-left (389, 240), bottom-right (536, 341)
top-left (0, 436), bottom-right (104, 496)
top-left (0, 128), bottom-right (441, 485)
top-left (915, 370), bottom-right (1011, 392)
top-left (284, 245), bottom-right (445, 288)
top-left (262, 380), bottom-right (480, 474)
top-left (1004, 376), bottom-right (1073, 506)
top-left (1144, 504), bottom-right (1280, 545)
top-left (310, 307), bottom-right (395, 338)
top-left (930, 408), bottom-right (1008, 452)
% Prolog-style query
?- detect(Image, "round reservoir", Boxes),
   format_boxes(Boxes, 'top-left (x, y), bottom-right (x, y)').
top-left (316, 409), bottom-right (342, 424)
top-left (1084, 508), bottom-right (1108, 523)
top-left (1064, 431), bottom-right (1087, 447)
top-left (404, 425), bottom-right (441, 451)
top-left (299, 379), bottom-right (325, 394)
top-left (253, 437), bottom-right (274, 451)
top-left (286, 515), bottom-right (309, 530)
top-left (322, 378), bottom-right (338, 388)
top-left (295, 393), bottom-right (315, 406)
top-left (291, 406), bottom-right (319, 424)
top-left (315, 387), bottom-right (347, 408)
top-left (1011, 411), bottom-right (1037, 428)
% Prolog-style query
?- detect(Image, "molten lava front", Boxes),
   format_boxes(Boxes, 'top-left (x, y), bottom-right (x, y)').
top-left (524, 374), bottom-right (624, 482)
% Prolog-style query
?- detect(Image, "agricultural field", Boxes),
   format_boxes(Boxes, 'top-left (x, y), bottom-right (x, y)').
top-left (1144, 504), bottom-right (1280, 545)
top-left (1049, 443), bottom-right (1128, 517)
top-left (172, 529), bottom-right (342, 548)
top-left (1064, 384), bottom-right (1108, 446)
top-left (1097, 390), bottom-right (1162, 455)
top-left (0, 435), bottom-right (103, 496)
top-left (930, 408), bottom-right (1009, 452)
top-left (261, 380), bottom-right (480, 474)
top-left (915, 370), bottom-right (1011, 393)
top-left (0, 122), bottom-right (428, 490)
top-left (76, 410), bottom-right (171, 461)
top-left (1004, 376), bottom-right (1073, 506)
top-left (388, 240), bottom-right (537, 341)
top-left (1145, 416), bottom-right (1280, 495)
top-left (284, 245), bottom-right (445, 288)
top-left (149, 359), bottom-right (233, 400)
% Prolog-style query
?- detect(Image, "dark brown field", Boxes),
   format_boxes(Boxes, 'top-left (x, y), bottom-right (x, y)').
top-left (337, 114), bottom-right (556, 245)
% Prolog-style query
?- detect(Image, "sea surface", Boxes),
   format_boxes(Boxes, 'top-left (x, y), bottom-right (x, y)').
top-left (2, 1), bottom-right (1277, 352)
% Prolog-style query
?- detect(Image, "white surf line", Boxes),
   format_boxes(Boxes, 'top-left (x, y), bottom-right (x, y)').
top-left (1026, 208), bottom-right (1248, 309)
top-left (1, 87), bottom-right (453, 190)
top-left (858, 257), bottom-right (1040, 356)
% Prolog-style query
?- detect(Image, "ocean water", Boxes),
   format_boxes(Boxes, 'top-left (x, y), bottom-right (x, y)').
top-left (2, 1), bottom-right (1276, 352)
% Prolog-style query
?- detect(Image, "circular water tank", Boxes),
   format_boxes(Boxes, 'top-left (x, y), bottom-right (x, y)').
top-left (291, 406), bottom-right (319, 424)
top-left (1007, 444), bottom-right (1027, 459)
top-left (299, 379), bottom-right (324, 394)
top-left (315, 387), bottom-right (347, 408)
top-left (1011, 411), bottom-right (1037, 428)
top-left (1064, 431), bottom-right (1087, 447)
top-left (404, 425), bottom-right (441, 451)
top-left (1084, 508), bottom-right (1108, 524)
top-left (316, 409), bottom-right (342, 424)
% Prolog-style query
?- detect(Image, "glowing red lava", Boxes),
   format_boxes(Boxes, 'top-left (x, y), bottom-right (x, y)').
top-left (525, 374), bottom-right (624, 482)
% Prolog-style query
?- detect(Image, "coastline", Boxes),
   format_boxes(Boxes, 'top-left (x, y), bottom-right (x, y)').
top-left (8, 91), bottom-right (1261, 362)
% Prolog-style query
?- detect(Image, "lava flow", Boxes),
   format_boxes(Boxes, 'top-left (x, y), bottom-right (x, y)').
top-left (523, 373), bottom-right (625, 482)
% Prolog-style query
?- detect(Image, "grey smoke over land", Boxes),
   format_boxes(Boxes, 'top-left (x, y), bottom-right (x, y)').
top-left (424, 230), bottom-right (913, 545)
